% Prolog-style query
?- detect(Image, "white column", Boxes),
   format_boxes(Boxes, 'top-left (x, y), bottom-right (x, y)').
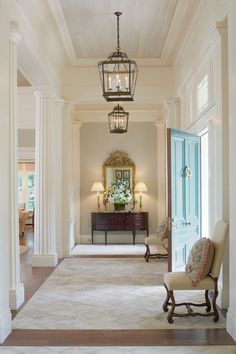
top-left (9, 22), bottom-right (24, 309)
top-left (156, 120), bottom-right (167, 225)
top-left (227, 0), bottom-right (236, 340)
top-left (61, 102), bottom-right (74, 256)
top-left (0, 0), bottom-right (12, 342)
top-left (73, 121), bottom-right (82, 244)
top-left (32, 88), bottom-right (58, 267)
top-left (53, 99), bottom-right (64, 258)
top-left (214, 20), bottom-right (229, 309)
top-left (164, 98), bottom-right (181, 129)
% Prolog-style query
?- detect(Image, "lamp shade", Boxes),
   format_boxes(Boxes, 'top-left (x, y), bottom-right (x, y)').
top-left (91, 182), bottom-right (104, 192)
top-left (134, 182), bottom-right (148, 192)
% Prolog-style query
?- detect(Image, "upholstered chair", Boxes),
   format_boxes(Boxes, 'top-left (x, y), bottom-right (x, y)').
top-left (163, 219), bottom-right (228, 323)
top-left (19, 210), bottom-right (29, 236)
top-left (144, 218), bottom-right (168, 262)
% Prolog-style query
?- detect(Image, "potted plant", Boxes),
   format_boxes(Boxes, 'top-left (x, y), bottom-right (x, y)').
top-left (105, 180), bottom-right (133, 211)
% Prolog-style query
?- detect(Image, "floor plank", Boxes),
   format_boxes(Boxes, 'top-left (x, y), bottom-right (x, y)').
top-left (3, 329), bottom-right (235, 346)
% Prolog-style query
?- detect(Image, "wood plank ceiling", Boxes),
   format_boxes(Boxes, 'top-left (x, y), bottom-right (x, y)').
top-left (59, 0), bottom-right (178, 58)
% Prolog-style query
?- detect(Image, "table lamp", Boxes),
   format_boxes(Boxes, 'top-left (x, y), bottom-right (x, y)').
top-left (91, 182), bottom-right (104, 211)
top-left (134, 182), bottom-right (148, 211)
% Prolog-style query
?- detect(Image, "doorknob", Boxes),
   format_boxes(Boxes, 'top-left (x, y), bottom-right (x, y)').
top-left (184, 166), bottom-right (192, 177)
top-left (185, 221), bottom-right (192, 226)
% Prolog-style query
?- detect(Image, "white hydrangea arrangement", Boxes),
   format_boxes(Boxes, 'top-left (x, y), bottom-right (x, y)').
top-left (105, 180), bottom-right (132, 205)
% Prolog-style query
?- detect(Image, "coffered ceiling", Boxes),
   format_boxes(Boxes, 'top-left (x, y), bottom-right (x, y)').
top-left (59, 0), bottom-right (178, 59)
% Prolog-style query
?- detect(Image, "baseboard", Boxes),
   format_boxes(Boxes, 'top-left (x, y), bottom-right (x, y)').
top-left (80, 233), bottom-right (154, 244)
top-left (32, 254), bottom-right (58, 267)
top-left (0, 310), bottom-right (11, 343)
top-left (56, 247), bottom-right (64, 259)
top-left (217, 283), bottom-right (229, 309)
top-left (227, 307), bottom-right (236, 340)
top-left (9, 283), bottom-right (25, 310)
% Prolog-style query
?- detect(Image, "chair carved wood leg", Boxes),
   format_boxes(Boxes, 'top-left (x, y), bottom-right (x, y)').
top-left (212, 279), bottom-right (219, 322)
top-left (167, 290), bottom-right (176, 324)
top-left (145, 244), bottom-right (150, 262)
top-left (163, 284), bottom-right (170, 312)
top-left (205, 290), bottom-right (211, 312)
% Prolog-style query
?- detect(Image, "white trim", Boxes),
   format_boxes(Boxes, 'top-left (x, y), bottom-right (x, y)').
top-left (227, 307), bottom-right (236, 341)
top-left (32, 255), bottom-right (58, 267)
top-left (18, 147), bottom-right (35, 161)
top-left (47, 0), bottom-right (77, 65)
top-left (56, 247), bottom-right (64, 259)
top-left (9, 283), bottom-right (24, 310)
top-left (0, 310), bottom-right (11, 344)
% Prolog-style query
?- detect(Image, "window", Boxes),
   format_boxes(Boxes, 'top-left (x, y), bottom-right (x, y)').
top-left (197, 75), bottom-right (208, 113)
top-left (18, 163), bottom-right (35, 210)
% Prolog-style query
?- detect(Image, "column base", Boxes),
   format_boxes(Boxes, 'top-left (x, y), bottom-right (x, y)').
top-left (32, 254), bottom-right (58, 267)
top-left (0, 310), bottom-right (11, 343)
top-left (56, 247), bottom-right (64, 259)
top-left (9, 283), bottom-right (25, 310)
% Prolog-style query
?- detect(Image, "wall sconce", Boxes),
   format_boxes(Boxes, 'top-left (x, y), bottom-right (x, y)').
top-left (134, 182), bottom-right (148, 212)
top-left (91, 182), bottom-right (104, 212)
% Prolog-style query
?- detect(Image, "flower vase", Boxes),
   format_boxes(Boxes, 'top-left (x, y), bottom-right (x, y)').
top-left (114, 204), bottom-right (126, 212)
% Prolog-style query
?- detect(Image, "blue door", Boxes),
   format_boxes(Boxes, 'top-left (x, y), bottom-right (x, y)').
top-left (167, 129), bottom-right (201, 272)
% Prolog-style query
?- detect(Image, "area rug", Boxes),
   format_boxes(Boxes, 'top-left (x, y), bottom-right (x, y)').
top-left (19, 245), bottom-right (30, 255)
top-left (71, 244), bottom-right (146, 256)
top-left (0, 347), bottom-right (236, 354)
top-left (12, 258), bottom-right (225, 330)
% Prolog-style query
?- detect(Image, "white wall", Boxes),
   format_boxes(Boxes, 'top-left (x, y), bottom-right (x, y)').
top-left (79, 122), bottom-right (159, 243)
top-left (174, 0), bottom-right (229, 309)
top-left (0, 0), bottom-right (12, 342)
top-left (62, 66), bottom-right (175, 105)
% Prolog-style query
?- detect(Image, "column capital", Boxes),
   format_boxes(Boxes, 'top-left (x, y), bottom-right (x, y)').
top-left (33, 86), bottom-right (57, 99)
top-left (165, 97), bottom-right (180, 107)
top-left (73, 120), bottom-right (82, 128)
top-left (155, 119), bottom-right (166, 128)
top-left (9, 22), bottom-right (21, 45)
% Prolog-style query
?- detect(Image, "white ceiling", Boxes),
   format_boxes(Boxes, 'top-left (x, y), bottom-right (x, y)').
top-left (59, 0), bottom-right (178, 59)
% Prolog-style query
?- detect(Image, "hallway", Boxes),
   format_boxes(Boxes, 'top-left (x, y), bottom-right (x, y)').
top-left (2, 233), bottom-right (234, 349)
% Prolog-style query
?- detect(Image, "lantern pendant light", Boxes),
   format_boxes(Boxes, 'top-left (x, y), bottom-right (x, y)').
top-left (108, 104), bottom-right (129, 133)
top-left (98, 12), bottom-right (138, 102)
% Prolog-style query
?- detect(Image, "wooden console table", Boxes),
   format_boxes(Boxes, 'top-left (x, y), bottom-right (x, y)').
top-left (91, 212), bottom-right (149, 245)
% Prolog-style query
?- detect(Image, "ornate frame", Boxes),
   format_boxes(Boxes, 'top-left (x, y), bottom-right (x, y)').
top-left (103, 151), bottom-right (136, 192)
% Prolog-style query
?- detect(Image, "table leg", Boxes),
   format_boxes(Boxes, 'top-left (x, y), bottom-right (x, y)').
top-left (133, 230), bottom-right (136, 245)
top-left (105, 231), bottom-right (107, 246)
top-left (92, 229), bottom-right (94, 244)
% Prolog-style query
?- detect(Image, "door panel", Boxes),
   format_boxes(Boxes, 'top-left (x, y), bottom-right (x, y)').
top-left (168, 129), bottom-right (200, 272)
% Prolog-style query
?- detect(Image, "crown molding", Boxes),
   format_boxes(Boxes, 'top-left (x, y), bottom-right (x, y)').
top-left (161, 0), bottom-right (199, 66)
top-left (47, 0), bottom-right (77, 65)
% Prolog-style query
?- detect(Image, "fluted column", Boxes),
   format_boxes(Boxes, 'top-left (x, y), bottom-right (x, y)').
top-left (9, 22), bottom-right (24, 309)
top-left (61, 102), bottom-right (74, 256)
top-left (32, 88), bottom-right (58, 267)
top-left (54, 99), bottom-right (64, 258)
top-left (156, 120), bottom-right (167, 224)
top-left (72, 121), bottom-right (82, 244)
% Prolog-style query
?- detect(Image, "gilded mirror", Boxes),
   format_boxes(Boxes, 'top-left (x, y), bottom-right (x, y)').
top-left (103, 151), bottom-right (135, 192)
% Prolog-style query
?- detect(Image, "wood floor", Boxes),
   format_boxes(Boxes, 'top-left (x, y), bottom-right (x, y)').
top-left (2, 227), bottom-right (235, 347)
